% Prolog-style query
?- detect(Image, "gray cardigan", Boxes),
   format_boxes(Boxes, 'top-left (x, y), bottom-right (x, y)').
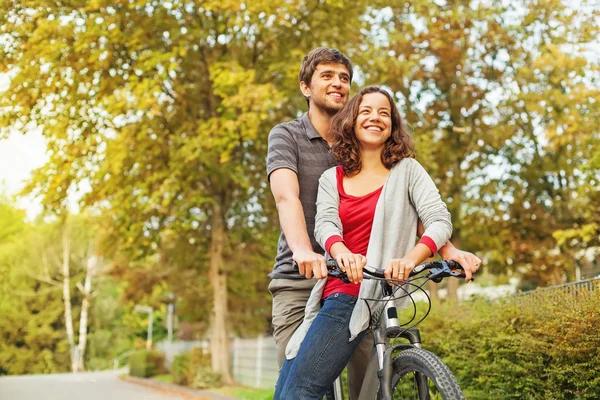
top-left (285, 158), bottom-right (452, 359)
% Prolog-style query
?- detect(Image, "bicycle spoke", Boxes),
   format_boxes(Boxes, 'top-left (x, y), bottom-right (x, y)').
top-left (393, 371), bottom-right (445, 400)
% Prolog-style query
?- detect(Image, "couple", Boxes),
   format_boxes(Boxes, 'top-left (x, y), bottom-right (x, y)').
top-left (266, 48), bottom-right (481, 399)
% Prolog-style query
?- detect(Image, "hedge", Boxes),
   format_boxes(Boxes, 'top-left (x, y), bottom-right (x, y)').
top-left (171, 348), bottom-right (222, 389)
top-left (129, 349), bottom-right (166, 378)
top-left (412, 286), bottom-right (600, 399)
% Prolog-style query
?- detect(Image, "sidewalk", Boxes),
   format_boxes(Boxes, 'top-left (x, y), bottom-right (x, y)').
top-left (121, 375), bottom-right (238, 400)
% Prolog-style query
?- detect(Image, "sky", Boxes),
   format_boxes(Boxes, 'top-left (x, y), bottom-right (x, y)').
top-left (0, 125), bottom-right (47, 219)
top-left (0, 71), bottom-right (47, 219)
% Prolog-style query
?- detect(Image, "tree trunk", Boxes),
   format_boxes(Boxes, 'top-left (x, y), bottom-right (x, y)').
top-left (76, 253), bottom-right (97, 371)
top-left (446, 237), bottom-right (461, 302)
top-left (446, 270), bottom-right (459, 302)
top-left (422, 252), bottom-right (440, 304)
top-left (208, 202), bottom-right (233, 384)
top-left (427, 280), bottom-right (440, 305)
top-left (61, 222), bottom-right (78, 372)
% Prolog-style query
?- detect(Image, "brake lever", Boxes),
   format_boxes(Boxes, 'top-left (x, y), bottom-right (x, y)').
top-left (427, 260), bottom-right (469, 283)
top-left (329, 268), bottom-right (352, 284)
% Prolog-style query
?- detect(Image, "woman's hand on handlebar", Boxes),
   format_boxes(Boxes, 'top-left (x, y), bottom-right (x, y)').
top-left (384, 257), bottom-right (416, 283)
top-left (336, 253), bottom-right (367, 284)
top-left (329, 242), bottom-right (366, 284)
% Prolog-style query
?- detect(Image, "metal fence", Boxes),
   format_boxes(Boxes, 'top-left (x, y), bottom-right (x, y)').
top-left (157, 340), bottom-right (209, 368)
top-left (513, 277), bottom-right (600, 303)
top-left (157, 336), bottom-right (278, 389)
top-left (232, 336), bottom-right (279, 389)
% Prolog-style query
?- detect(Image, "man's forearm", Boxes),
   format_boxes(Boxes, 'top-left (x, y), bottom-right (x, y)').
top-left (276, 197), bottom-right (313, 253)
top-left (418, 219), bottom-right (457, 256)
top-left (438, 240), bottom-right (456, 254)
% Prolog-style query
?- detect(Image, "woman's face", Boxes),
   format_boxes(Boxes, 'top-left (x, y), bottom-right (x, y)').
top-left (354, 92), bottom-right (393, 151)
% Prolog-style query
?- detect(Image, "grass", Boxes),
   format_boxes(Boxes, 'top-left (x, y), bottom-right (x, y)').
top-left (152, 374), bottom-right (173, 383)
top-left (213, 386), bottom-right (275, 400)
top-left (150, 373), bottom-right (274, 400)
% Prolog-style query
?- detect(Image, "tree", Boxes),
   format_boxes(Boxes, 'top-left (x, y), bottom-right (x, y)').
top-left (0, 199), bottom-right (69, 375)
top-left (21, 215), bottom-right (103, 372)
top-left (363, 0), bottom-right (599, 290)
top-left (1, 0), bottom-right (373, 380)
top-left (463, 1), bottom-right (600, 286)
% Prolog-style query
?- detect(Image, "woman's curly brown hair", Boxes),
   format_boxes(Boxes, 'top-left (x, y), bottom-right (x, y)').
top-left (330, 86), bottom-right (415, 175)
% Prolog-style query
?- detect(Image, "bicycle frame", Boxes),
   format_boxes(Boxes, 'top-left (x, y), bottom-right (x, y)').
top-left (327, 260), bottom-right (464, 400)
top-left (356, 286), bottom-right (425, 400)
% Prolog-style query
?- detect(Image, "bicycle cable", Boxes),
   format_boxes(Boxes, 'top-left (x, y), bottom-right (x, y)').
top-left (359, 275), bottom-right (435, 344)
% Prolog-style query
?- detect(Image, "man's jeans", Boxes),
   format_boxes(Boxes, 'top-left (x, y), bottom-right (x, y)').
top-left (274, 293), bottom-right (368, 400)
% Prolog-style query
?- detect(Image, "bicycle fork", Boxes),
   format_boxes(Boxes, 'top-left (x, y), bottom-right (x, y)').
top-left (331, 376), bottom-right (344, 399)
top-left (377, 327), bottom-right (430, 400)
top-left (376, 288), bottom-right (428, 400)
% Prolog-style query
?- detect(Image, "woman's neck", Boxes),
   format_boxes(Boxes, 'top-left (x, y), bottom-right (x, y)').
top-left (359, 147), bottom-right (387, 174)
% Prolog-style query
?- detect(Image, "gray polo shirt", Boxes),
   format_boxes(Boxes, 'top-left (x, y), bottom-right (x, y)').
top-left (266, 113), bottom-right (338, 279)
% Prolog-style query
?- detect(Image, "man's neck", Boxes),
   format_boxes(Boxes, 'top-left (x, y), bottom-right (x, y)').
top-left (307, 106), bottom-right (335, 145)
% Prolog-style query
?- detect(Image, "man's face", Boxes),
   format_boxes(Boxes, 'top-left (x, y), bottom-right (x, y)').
top-left (300, 63), bottom-right (351, 115)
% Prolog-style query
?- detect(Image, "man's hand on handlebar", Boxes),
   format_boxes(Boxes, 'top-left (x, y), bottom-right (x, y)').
top-left (292, 249), bottom-right (327, 280)
top-left (437, 244), bottom-right (482, 282)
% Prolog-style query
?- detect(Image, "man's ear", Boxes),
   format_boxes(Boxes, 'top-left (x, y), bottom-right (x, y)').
top-left (299, 81), bottom-right (311, 99)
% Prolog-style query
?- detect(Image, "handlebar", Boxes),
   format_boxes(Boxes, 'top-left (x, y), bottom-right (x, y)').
top-left (294, 259), bottom-right (468, 284)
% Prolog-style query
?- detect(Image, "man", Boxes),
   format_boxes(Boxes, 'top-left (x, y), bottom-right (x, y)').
top-left (266, 47), bottom-right (480, 399)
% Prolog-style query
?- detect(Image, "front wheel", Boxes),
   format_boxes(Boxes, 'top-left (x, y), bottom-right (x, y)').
top-left (382, 348), bottom-right (465, 400)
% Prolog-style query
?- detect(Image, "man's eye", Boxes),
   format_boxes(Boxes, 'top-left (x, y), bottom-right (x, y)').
top-left (323, 74), bottom-right (331, 78)
top-left (341, 77), bottom-right (349, 82)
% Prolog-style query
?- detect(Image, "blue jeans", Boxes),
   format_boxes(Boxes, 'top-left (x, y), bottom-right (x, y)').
top-left (274, 293), bottom-right (368, 400)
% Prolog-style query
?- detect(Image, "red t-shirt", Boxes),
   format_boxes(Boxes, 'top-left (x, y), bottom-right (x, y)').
top-left (322, 167), bottom-right (383, 298)
top-left (322, 166), bottom-right (438, 299)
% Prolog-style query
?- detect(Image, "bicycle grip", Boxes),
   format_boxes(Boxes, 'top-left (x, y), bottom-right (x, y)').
top-left (292, 260), bottom-right (338, 272)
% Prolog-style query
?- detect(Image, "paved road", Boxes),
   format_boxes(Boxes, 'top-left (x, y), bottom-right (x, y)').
top-left (0, 370), bottom-right (199, 400)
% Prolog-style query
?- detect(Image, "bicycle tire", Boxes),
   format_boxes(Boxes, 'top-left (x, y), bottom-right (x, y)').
top-left (323, 387), bottom-right (335, 400)
top-left (380, 348), bottom-right (465, 400)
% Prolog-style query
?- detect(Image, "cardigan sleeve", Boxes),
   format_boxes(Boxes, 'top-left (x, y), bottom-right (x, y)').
top-left (406, 159), bottom-right (453, 250)
top-left (314, 167), bottom-right (343, 253)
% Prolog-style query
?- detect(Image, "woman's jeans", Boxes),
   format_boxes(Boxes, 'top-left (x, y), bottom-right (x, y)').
top-left (274, 293), bottom-right (367, 400)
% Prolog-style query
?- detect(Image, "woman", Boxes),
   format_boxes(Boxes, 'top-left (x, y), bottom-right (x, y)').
top-left (274, 86), bottom-right (453, 399)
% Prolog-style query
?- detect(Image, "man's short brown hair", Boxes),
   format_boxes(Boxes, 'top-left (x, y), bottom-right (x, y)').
top-left (299, 47), bottom-right (353, 87)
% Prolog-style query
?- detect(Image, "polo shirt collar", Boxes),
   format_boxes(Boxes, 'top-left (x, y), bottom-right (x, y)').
top-left (302, 112), bottom-right (324, 141)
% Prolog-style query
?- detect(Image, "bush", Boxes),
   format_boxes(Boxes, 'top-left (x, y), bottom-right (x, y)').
top-left (171, 352), bottom-right (192, 385)
top-left (129, 350), bottom-right (166, 378)
top-left (170, 347), bottom-right (222, 389)
top-left (414, 286), bottom-right (600, 399)
top-left (190, 366), bottom-right (222, 389)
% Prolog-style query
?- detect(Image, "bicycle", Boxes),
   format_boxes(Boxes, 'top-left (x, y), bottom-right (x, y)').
top-left (319, 259), bottom-right (468, 400)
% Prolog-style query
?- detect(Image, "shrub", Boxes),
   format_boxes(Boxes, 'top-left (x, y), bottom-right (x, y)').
top-left (171, 347), bottom-right (223, 389)
top-left (129, 350), bottom-right (166, 378)
top-left (414, 286), bottom-right (600, 399)
top-left (190, 366), bottom-right (222, 389)
top-left (171, 352), bottom-right (191, 385)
